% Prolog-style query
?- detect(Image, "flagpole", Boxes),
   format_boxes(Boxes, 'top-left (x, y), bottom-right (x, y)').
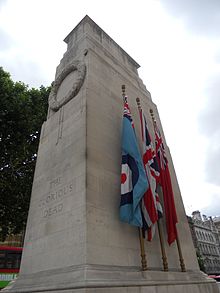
top-left (149, 108), bottom-right (186, 272)
top-left (136, 97), bottom-right (168, 272)
top-left (121, 85), bottom-right (147, 271)
top-left (176, 233), bottom-right (186, 272)
top-left (157, 218), bottom-right (169, 271)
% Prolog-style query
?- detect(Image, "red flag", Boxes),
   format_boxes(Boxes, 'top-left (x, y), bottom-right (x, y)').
top-left (154, 122), bottom-right (177, 245)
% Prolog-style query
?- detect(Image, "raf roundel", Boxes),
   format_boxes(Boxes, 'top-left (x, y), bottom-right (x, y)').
top-left (121, 173), bottom-right (127, 185)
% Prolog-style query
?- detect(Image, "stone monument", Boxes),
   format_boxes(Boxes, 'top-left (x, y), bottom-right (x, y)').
top-left (5, 15), bottom-right (219, 293)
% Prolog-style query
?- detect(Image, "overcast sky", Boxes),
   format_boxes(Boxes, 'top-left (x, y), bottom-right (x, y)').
top-left (0, 0), bottom-right (220, 217)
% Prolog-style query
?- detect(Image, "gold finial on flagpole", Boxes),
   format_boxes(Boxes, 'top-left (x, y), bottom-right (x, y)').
top-left (122, 84), bottom-right (125, 93)
top-left (150, 109), bottom-right (157, 129)
top-left (122, 85), bottom-right (126, 100)
top-left (150, 108), bottom-right (155, 122)
top-left (136, 97), bottom-right (141, 110)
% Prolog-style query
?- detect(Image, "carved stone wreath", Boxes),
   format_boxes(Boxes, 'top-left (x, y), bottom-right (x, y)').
top-left (49, 60), bottom-right (86, 111)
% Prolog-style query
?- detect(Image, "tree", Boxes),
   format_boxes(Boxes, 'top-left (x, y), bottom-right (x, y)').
top-left (0, 67), bottom-right (50, 241)
top-left (196, 250), bottom-right (205, 272)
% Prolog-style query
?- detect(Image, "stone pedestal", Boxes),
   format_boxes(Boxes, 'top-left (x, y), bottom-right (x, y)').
top-left (5, 15), bottom-right (219, 293)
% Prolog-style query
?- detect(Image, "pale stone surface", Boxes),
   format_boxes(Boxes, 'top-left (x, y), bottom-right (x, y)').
top-left (4, 15), bottom-right (219, 293)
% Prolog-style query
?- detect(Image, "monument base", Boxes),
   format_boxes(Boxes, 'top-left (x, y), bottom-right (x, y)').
top-left (3, 264), bottom-right (219, 293)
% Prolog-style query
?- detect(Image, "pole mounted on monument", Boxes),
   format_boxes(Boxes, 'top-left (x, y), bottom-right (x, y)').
top-left (157, 218), bottom-right (169, 271)
top-left (121, 85), bottom-right (148, 271)
top-left (149, 108), bottom-right (186, 272)
top-left (176, 232), bottom-right (186, 272)
top-left (136, 97), bottom-right (168, 272)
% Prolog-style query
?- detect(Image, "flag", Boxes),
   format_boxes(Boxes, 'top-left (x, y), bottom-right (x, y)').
top-left (138, 105), bottom-right (163, 241)
top-left (154, 121), bottom-right (178, 245)
top-left (120, 97), bottom-right (149, 227)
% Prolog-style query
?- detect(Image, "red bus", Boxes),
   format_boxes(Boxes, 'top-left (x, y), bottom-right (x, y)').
top-left (0, 246), bottom-right (22, 289)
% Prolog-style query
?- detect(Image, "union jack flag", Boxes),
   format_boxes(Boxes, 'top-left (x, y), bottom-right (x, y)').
top-left (138, 104), bottom-right (163, 240)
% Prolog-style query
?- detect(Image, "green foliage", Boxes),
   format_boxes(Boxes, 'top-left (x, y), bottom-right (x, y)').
top-left (0, 67), bottom-right (50, 241)
top-left (196, 250), bottom-right (205, 272)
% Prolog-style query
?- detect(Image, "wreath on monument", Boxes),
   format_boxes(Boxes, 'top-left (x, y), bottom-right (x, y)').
top-left (49, 60), bottom-right (86, 111)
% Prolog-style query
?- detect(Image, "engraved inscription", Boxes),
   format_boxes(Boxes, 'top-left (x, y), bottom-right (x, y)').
top-left (39, 184), bottom-right (73, 207)
top-left (43, 203), bottom-right (63, 218)
top-left (50, 177), bottom-right (61, 189)
top-left (39, 177), bottom-right (73, 218)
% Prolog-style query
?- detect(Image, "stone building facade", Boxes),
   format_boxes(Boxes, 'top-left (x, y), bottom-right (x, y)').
top-left (213, 216), bottom-right (220, 231)
top-left (188, 211), bottom-right (220, 275)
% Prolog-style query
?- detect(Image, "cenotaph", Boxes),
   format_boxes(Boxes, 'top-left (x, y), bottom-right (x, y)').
top-left (5, 15), bottom-right (219, 293)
